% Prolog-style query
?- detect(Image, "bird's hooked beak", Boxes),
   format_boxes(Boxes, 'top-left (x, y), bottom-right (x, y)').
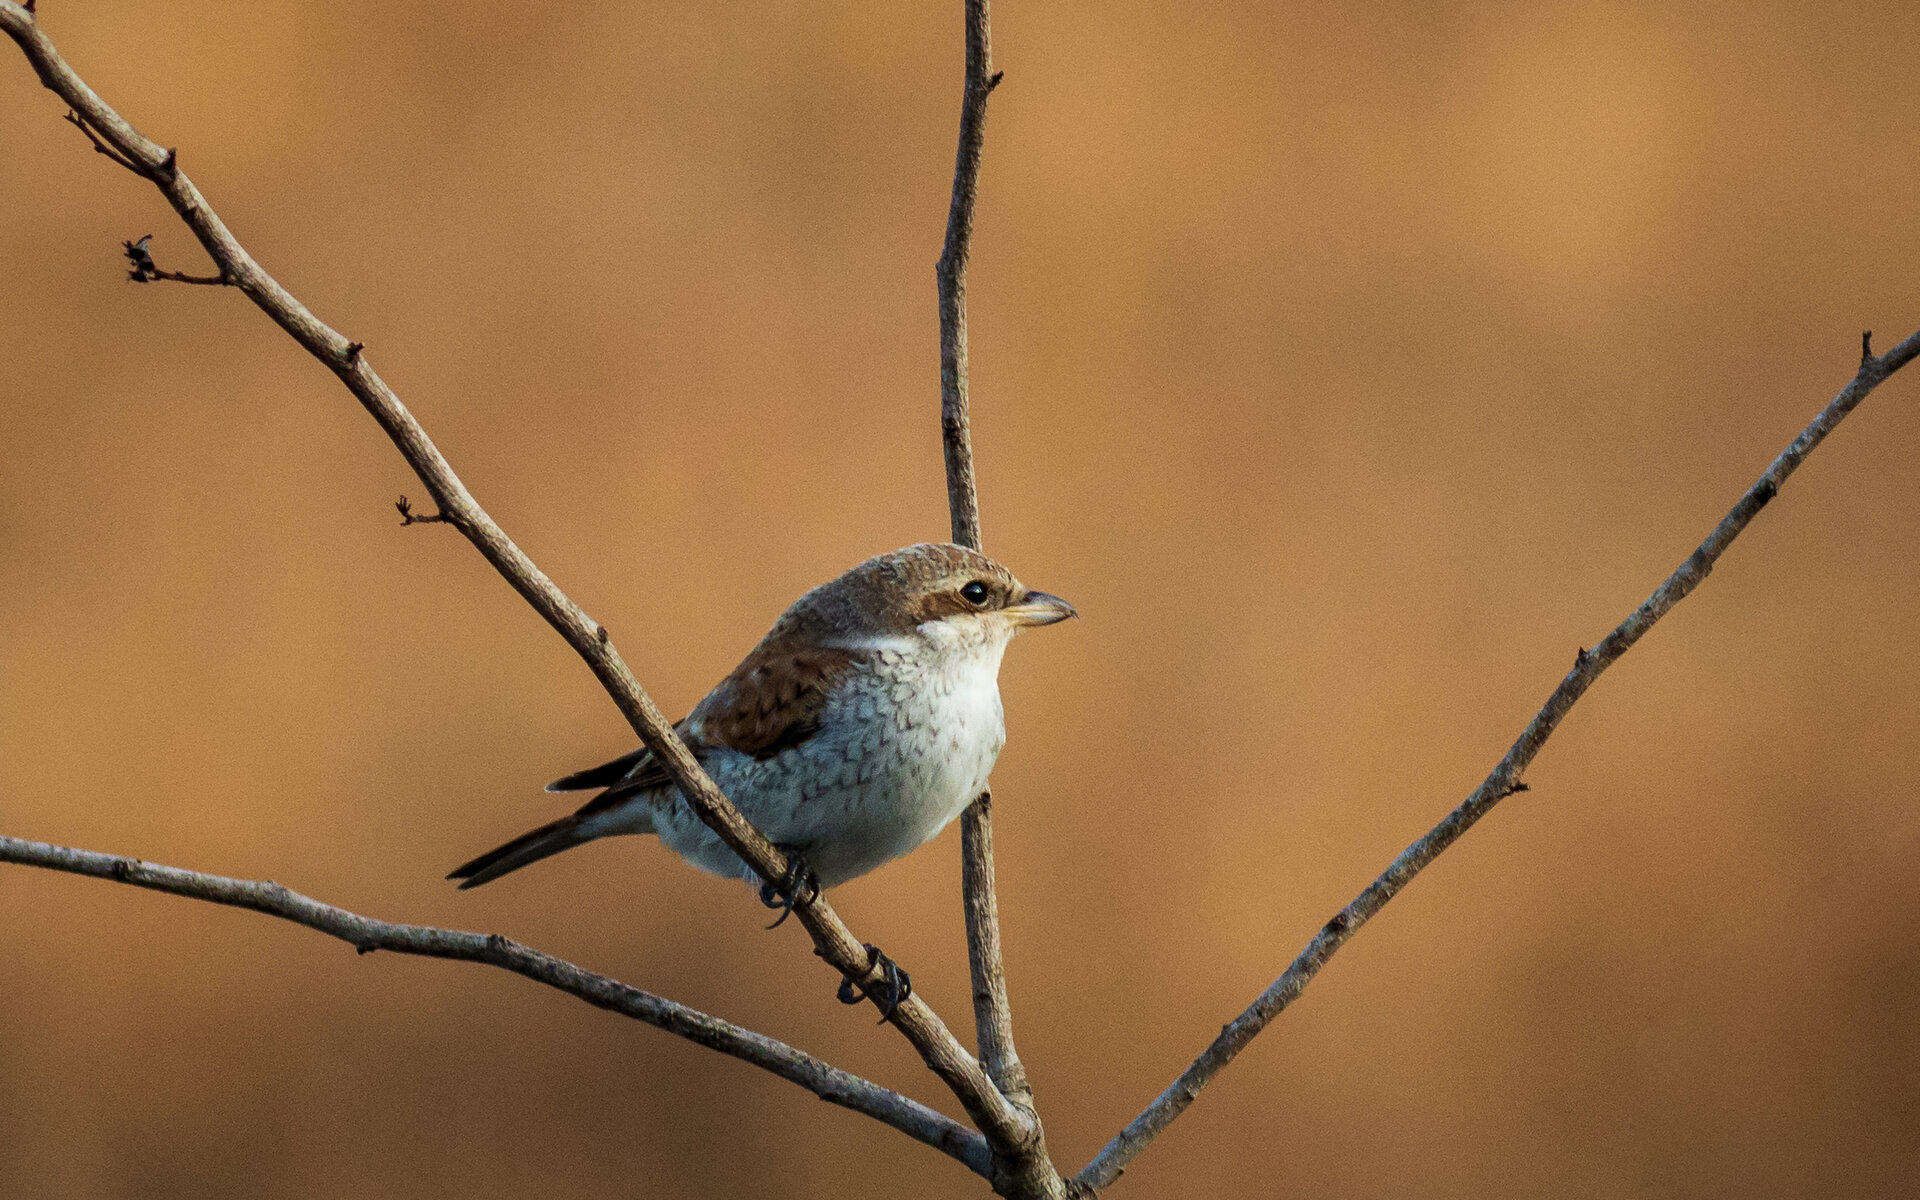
top-left (1003, 589), bottom-right (1077, 628)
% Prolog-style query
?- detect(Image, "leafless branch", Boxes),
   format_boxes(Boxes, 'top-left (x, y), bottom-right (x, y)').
top-left (0, 834), bottom-right (991, 1177)
top-left (13, 2), bottom-right (1907, 1195)
top-left (1073, 327), bottom-right (1920, 1191)
top-left (935, 0), bottom-right (1039, 1129)
top-left (938, 0), bottom-right (1000, 555)
top-left (0, 4), bottom-right (1059, 1191)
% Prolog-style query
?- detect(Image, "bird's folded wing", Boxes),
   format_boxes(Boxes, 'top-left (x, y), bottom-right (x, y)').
top-left (695, 643), bottom-right (863, 760)
top-left (564, 644), bottom-right (864, 815)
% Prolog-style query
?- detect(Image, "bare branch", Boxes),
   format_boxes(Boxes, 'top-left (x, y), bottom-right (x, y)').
top-left (962, 791), bottom-right (1028, 1100)
top-left (1075, 328), bottom-right (1920, 1191)
top-left (0, 834), bottom-right (991, 1177)
top-left (0, 1), bottom-right (1047, 1177)
top-left (937, 0), bottom-right (996, 555)
top-left (934, 0), bottom-right (1039, 1123)
top-left (925, 4), bottom-right (1067, 1193)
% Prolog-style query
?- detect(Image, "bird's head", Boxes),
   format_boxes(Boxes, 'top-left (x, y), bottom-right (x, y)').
top-left (795, 542), bottom-right (1076, 652)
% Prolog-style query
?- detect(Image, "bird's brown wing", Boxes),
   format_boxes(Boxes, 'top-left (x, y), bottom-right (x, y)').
top-left (694, 642), bottom-right (864, 759)
top-left (570, 644), bottom-right (862, 818)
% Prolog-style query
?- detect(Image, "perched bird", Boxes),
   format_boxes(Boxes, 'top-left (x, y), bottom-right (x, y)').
top-left (449, 543), bottom-right (1075, 898)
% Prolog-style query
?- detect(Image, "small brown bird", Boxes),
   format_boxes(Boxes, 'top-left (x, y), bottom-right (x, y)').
top-left (450, 543), bottom-right (1075, 898)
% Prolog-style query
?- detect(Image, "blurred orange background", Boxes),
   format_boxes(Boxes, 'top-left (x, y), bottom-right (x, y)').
top-left (5, 2), bottom-right (1920, 1196)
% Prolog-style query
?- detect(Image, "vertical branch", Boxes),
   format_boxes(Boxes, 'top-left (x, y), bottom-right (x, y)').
top-left (937, 0), bottom-right (1028, 1106)
top-left (962, 791), bottom-right (1031, 1102)
top-left (938, 0), bottom-right (997, 553)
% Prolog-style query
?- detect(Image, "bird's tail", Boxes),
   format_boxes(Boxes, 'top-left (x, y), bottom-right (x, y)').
top-left (448, 814), bottom-right (595, 890)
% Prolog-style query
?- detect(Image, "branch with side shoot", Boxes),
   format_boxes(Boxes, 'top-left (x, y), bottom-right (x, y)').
top-left (0, 4), bottom-right (1064, 1194)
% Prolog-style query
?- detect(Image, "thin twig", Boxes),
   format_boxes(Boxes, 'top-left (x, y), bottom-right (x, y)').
top-left (0, 834), bottom-right (991, 1178)
top-left (63, 108), bottom-right (139, 172)
top-left (0, 1), bottom-right (1046, 1179)
top-left (1074, 328), bottom-right (1920, 1191)
top-left (937, 0), bottom-right (999, 556)
top-left (936, 0), bottom-right (1037, 1126)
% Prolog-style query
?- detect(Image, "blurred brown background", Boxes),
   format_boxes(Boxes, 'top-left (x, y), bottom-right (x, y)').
top-left (5, 1), bottom-right (1920, 1196)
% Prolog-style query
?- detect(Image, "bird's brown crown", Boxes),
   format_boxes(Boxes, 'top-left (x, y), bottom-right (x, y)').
top-left (782, 542), bottom-right (1026, 640)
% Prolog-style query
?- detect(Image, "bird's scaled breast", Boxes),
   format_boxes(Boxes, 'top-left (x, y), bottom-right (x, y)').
top-left (654, 633), bottom-right (1013, 886)
top-left (813, 641), bottom-right (1007, 852)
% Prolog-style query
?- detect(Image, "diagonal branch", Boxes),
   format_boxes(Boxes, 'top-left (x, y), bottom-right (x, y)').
top-left (0, 834), bottom-right (991, 1177)
top-left (936, 0), bottom-right (1036, 1120)
top-left (1074, 327), bottom-right (1920, 1191)
top-left (0, 0), bottom-right (1048, 1179)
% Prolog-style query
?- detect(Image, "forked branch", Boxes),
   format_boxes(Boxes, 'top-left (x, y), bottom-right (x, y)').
top-left (7, 1), bottom-right (1912, 1196)
top-left (1074, 327), bottom-right (1920, 1190)
top-left (0, 2), bottom-right (1058, 1190)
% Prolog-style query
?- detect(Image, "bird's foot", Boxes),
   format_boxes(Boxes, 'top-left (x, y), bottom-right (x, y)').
top-left (758, 845), bottom-right (820, 929)
top-left (838, 943), bottom-right (912, 1025)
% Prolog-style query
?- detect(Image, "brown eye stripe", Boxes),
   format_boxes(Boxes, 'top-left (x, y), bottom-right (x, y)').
top-left (912, 590), bottom-right (985, 623)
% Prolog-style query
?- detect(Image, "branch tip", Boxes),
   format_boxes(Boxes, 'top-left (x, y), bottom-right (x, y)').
top-left (1862, 330), bottom-right (1874, 367)
top-left (987, 70), bottom-right (1005, 91)
top-left (344, 341), bottom-right (364, 363)
top-left (1574, 646), bottom-right (1590, 667)
top-left (65, 110), bottom-right (140, 172)
top-left (159, 147), bottom-right (178, 178)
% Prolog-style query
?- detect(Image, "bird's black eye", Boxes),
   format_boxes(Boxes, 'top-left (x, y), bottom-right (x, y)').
top-left (960, 580), bottom-right (991, 606)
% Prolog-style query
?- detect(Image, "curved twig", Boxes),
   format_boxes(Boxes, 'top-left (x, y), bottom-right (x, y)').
top-left (0, 0), bottom-right (1041, 1173)
top-left (1075, 327), bottom-right (1920, 1191)
top-left (0, 834), bottom-right (992, 1177)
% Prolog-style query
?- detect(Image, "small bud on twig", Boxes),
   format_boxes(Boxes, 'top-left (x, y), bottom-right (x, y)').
top-left (395, 494), bottom-right (448, 526)
top-left (123, 234), bottom-right (160, 282)
top-left (121, 234), bottom-right (228, 286)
